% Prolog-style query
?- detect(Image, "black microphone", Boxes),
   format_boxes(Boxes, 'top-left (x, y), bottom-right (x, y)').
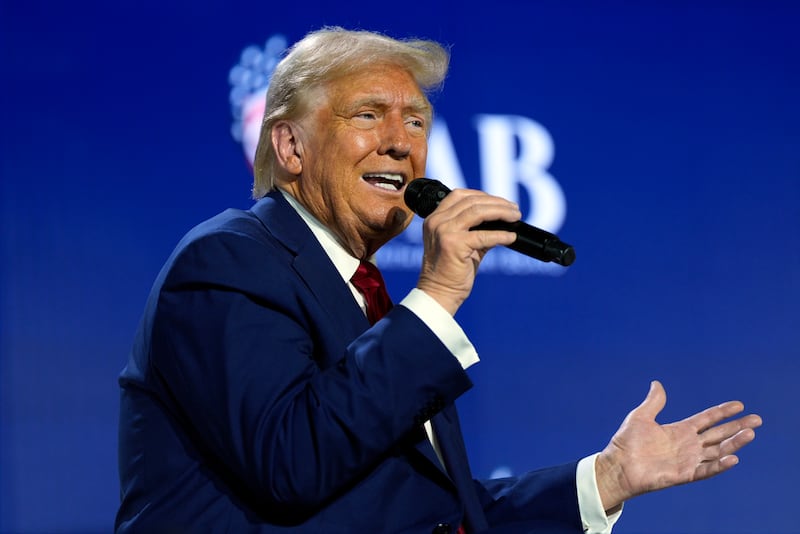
top-left (404, 178), bottom-right (576, 266)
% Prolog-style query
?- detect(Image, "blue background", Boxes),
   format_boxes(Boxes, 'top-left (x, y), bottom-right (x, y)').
top-left (2, 1), bottom-right (798, 532)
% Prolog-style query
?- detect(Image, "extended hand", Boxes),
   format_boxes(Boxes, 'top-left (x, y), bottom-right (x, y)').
top-left (416, 188), bottom-right (520, 315)
top-left (595, 380), bottom-right (762, 512)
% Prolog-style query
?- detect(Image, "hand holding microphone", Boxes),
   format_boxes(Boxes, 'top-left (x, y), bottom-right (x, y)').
top-left (404, 182), bottom-right (522, 315)
top-left (404, 178), bottom-right (576, 266)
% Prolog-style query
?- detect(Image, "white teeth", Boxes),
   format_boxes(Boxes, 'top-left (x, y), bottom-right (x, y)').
top-left (373, 182), bottom-right (398, 191)
top-left (362, 173), bottom-right (404, 191)
top-left (364, 173), bottom-right (403, 183)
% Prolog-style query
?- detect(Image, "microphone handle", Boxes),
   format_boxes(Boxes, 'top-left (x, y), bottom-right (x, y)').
top-left (472, 220), bottom-right (576, 266)
top-left (404, 177), bottom-right (576, 266)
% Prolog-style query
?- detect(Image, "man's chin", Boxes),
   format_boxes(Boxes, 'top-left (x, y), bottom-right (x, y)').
top-left (385, 206), bottom-right (413, 235)
top-left (365, 207), bottom-right (412, 249)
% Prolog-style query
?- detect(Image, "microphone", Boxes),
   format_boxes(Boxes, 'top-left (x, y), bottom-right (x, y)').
top-left (404, 178), bottom-right (576, 266)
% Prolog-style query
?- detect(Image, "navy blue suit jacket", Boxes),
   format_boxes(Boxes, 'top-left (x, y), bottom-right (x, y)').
top-left (116, 191), bottom-right (583, 533)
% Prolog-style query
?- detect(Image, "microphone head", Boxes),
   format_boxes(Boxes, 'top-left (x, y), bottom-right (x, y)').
top-left (554, 244), bottom-right (576, 267)
top-left (404, 178), bottom-right (451, 218)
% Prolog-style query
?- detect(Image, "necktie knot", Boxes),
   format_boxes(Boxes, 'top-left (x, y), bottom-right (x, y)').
top-left (351, 260), bottom-right (393, 324)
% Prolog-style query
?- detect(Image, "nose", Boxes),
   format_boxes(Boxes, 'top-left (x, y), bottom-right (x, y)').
top-left (378, 114), bottom-right (412, 159)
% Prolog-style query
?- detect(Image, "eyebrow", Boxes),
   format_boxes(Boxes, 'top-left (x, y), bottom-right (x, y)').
top-left (346, 95), bottom-right (432, 118)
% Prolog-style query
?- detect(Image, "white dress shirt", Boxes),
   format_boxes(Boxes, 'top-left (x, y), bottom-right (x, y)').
top-left (279, 189), bottom-right (621, 533)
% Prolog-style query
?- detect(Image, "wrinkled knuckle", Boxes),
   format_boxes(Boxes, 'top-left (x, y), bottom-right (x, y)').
top-left (422, 213), bottom-right (440, 231)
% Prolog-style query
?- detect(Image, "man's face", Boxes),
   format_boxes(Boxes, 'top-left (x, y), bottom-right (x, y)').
top-left (285, 64), bottom-right (431, 258)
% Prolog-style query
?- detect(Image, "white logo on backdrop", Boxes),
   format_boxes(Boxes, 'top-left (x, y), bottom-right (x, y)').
top-left (229, 36), bottom-right (568, 276)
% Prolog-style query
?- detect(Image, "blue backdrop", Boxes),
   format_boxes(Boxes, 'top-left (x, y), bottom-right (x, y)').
top-left (2, 1), bottom-right (798, 532)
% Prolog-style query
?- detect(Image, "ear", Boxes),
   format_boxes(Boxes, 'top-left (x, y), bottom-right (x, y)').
top-left (272, 120), bottom-right (303, 175)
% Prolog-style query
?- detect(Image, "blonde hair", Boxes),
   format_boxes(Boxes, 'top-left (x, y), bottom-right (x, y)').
top-left (251, 27), bottom-right (450, 198)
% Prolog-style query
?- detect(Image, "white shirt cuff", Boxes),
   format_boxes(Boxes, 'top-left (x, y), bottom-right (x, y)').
top-left (577, 453), bottom-right (623, 534)
top-left (399, 288), bottom-right (479, 370)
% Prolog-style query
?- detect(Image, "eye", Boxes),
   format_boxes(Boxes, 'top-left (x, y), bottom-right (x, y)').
top-left (351, 111), bottom-right (379, 129)
top-left (406, 117), bottom-right (426, 134)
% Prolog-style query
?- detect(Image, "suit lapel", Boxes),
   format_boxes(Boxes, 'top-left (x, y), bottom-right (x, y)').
top-left (433, 405), bottom-right (489, 533)
top-left (292, 249), bottom-right (368, 343)
top-left (250, 191), bottom-right (368, 344)
top-left (412, 427), bottom-right (448, 476)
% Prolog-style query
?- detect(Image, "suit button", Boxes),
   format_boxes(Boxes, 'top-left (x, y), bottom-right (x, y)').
top-left (432, 523), bottom-right (452, 534)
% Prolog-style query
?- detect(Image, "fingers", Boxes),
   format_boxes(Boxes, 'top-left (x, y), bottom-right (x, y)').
top-left (682, 400), bottom-right (747, 434)
top-left (694, 453), bottom-right (740, 481)
top-left (699, 413), bottom-right (763, 446)
top-left (696, 425), bottom-right (758, 479)
top-left (694, 416), bottom-right (760, 486)
top-left (438, 188), bottom-right (521, 221)
top-left (425, 188), bottom-right (521, 244)
top-left (721, 426), bottom-right (758, 456)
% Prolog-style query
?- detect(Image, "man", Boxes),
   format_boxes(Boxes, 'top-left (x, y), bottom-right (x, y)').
top-left (116, 27), bottom-right (761, 533)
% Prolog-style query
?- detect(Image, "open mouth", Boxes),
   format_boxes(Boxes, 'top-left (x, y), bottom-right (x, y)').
top-left (362, 173), bottom-right (405, 192)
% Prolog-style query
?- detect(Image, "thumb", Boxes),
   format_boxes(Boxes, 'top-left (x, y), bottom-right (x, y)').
top-left (633, 380), bottom-right (667, 420)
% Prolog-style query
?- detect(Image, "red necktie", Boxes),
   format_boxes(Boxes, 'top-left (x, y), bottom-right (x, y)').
top-left (350, 260), bottom-right (393, 324)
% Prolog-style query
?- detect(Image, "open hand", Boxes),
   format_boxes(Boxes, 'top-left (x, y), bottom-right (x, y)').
top-left (595, 380), bottom-right (762, 512)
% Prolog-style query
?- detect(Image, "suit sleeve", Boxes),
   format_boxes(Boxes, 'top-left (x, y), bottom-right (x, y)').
top-left (148, 229), bottom-right (472, 515)
top-left (475, 462), bottom-right (583, 532)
